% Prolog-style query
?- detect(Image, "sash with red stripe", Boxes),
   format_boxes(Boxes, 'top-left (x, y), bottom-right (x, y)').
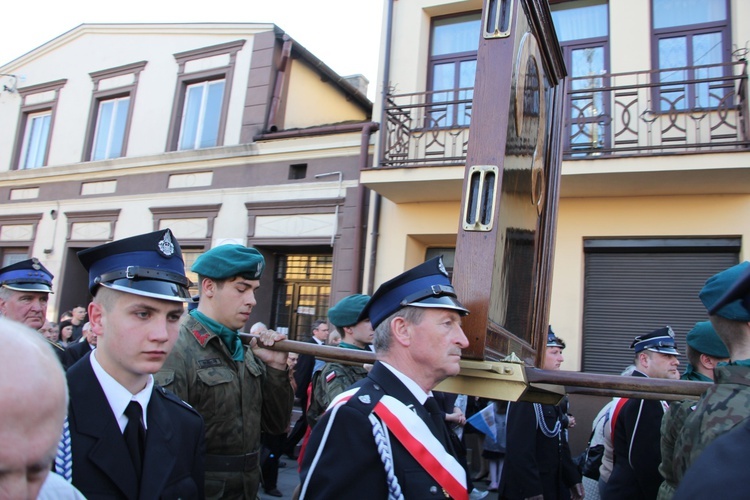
top-left (329, 390), bottom-right (468, 500)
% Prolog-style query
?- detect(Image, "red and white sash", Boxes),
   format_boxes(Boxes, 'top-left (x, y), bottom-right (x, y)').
top-left (329, 389), bottom-right (468, 500)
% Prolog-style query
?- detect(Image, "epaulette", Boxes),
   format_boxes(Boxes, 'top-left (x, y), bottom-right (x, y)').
top-left (155, 384), bottom-right (202, 418)
top-left (343, 382), bottom-right (384, 417)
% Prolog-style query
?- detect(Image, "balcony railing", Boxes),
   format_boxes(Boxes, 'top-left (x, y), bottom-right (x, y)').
top-left (381, 88), bottom-right (473, 167)
top-left (565, 59), bottom-right (750, 159)
top-left (380, 60), bottom-right (749, 167)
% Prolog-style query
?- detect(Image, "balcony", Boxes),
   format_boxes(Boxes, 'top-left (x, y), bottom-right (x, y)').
top-left (380, 60), bottom-right (749, 167)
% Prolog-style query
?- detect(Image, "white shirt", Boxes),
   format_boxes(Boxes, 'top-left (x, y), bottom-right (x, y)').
top-left (380, 361), bottom-right (431, 405)
top-left (89, 350), bottom-right (153, 432)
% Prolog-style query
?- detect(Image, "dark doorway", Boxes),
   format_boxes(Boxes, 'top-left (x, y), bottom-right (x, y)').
top-left (57, 244), bottom-right (95, 321)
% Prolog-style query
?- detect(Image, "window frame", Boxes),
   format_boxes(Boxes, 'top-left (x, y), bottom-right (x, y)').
top-left (83, 61), bottom-right (146, 162)
top-left (166, 39), bottom-right (245, 152)
top-left (11, 79), bottom-right (66, 171)
top-left (426, 11), bottom-right (481, 129)
top-left (650, 0), bottom-right (732, 112)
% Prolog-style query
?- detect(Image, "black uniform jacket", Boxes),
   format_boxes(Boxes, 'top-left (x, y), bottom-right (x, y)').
top-left (67, 352), bottom-right (206, 499)
top-left (293, 337), bottom-right (320, 406)
top-left (62, 340), bottom-right (93, 370)
top-left (500, 400), bottom-right (580, 499)
top-left (601, 370), bottom-right (665, 500)
top-left (299, 361), bottom-right (466, 499)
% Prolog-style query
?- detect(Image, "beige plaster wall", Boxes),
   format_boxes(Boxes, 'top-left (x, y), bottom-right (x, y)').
top-left (372, 198), bottom-right (461, 286)
top-left (549, 193), bottom-right (750, 371)
top-left (284, 59), bottom-right (368, 129)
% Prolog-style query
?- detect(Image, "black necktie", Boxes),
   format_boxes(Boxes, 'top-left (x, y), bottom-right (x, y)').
top-left (424, 396), bottom-right (452, 450)
top-left (124, 401), bottom-right (145, 480)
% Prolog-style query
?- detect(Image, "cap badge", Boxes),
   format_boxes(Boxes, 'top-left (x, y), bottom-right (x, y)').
top-left (358, 394), bottom-right (371, 404)
top-left (31, 258), bottom-right (41, 271)
top-left (666, 326), bottom-right (675, 338)
top-left (438, 257), bottom-right (448, 277)
top-left (157, 231), bottom-right (175, 257)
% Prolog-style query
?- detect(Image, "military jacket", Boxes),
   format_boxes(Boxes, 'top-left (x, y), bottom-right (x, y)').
top-left (307, 343), bottom-right (369, 427)
top-left (671, 363), bottom-right (750, 486)
top-left (156, 314), bottom-right (293, 499)
top-left (656, 371), bottom-right (711, 500)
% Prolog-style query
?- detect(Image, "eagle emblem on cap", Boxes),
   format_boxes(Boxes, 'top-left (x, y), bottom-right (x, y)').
top-left (158, 231), bottom-right (175, 257)
top-left (438, 257), bottom-right (449, 277)
top-left (31, 258), bottom-right (41, 270)
top-left (666, 326), bottom-right (675, 338)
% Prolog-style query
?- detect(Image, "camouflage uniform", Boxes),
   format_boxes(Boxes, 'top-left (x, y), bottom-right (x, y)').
top-left (307, 342), bottom-right (369, 427)
top-left (671, 363), bottom-right (750, 488)
top-left (156, 314), bottom-right (294, 499)
top-left (656, 399), bottom-right (697, 500)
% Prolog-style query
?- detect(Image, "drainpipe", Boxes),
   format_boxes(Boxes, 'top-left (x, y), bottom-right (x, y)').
top-left (366, 0), bottom-right (395, 295)
top-left (354, 122), bottom-right (379, 292)
top-left (267, 35), bottom-right (293, 133)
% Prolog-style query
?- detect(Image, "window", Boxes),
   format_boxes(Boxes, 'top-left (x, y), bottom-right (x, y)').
top-left (0, 248), bottom-right (29, 267)
top-left (178, 79), bottom-right (225, 150)
top-left (19, 111), bottom-right (51, 169)
top-left (11, 79), bottom-right (66, 170)
top-left (167, 40), bottom-right (245, 152)
top-left (652, 0), bottom-right (731, 111)
top-left (551, 0), bottom-right (610, 154)
top-left (428, 13), bottom-right (481, 128)
top-left (91, 96), bottom-right (130, 160)
top-left (84, 62), bottom-right (146, 162)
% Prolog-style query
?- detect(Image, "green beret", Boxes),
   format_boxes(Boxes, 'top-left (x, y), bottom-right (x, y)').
top-left (700, 262), bottom-right (750, 321)
top-left (191, 245), bottom-right (265, 280)
top-left (686, 321), bottom-right (729, 358)
top-left (328, 294), bottom-right (370, 328)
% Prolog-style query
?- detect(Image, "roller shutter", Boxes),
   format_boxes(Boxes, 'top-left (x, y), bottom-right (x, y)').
top-left (582, 239), bottom-right (739, 374)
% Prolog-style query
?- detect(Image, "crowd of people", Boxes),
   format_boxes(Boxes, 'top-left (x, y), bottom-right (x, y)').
top-left (1, 228), bottom-right (750, 500)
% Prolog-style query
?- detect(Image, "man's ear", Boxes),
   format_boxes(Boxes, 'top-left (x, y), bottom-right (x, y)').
top-left (88, 301), bottom-right (105, 337)
top-left (700, 353), bottom-right (721, 370)
top-left (201, 277), bottom-right (216, 298)
top-left (389, 316), bottom-right (411, 347)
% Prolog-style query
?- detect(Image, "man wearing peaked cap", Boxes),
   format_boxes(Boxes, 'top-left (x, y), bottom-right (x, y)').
top-left (658, 320), bottom-right (730, 499)
top-left (669, 261), bottom-right (750, 492)
top-left (59, 229), bottom-right (205, 499)
top-left (306, 294), bottom-right (373, 429)
top-left (500, 326), bottom-right (583, 500)
top-left (0, 257), bottom-right (54, 330)
top-left (301, 257), bottom-right (473, 500)
top-left (601, 326), bottom-right (679, 500)
top-left (156, 243), bottom-right (293, 500)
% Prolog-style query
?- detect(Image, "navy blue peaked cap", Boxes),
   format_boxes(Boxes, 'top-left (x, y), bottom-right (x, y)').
top-left (359, 256), bottom-right (469, 329)
top-left (0, 258), bottom-right (54, 293)
top-left (631, 326), bottom-right (679, 355)
top-left (547, 326), bottom-right (566, 348)
top-left (77, 229), bottom-right (191, 302)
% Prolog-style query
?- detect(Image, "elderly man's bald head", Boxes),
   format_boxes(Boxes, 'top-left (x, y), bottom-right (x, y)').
top-left (0, 317), bottom-right (68, 499)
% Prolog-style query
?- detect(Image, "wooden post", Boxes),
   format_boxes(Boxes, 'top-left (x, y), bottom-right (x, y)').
top-left (452, 0), bottom-right (566, 367)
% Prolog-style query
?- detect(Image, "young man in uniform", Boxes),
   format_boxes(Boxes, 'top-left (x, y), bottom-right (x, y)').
top-left (300, 257), bottom-right (471, 499)
top-left (601, 326), bottom-right (680, 500)
top-left (61, 228), bottom-right (206, 498)
top-left (500, 328), bottom-right (583, 500)
top-left (306, 293), bottom-right (372, 428)
top-left (670, 261), bottom-right (750, 490)
top-left (657, 320), bottom-right (729, 499)
top-left (157, 244), bottom-right (293, 499)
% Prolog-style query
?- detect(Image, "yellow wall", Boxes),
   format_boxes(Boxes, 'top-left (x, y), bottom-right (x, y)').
top-left (550, 194), bottom-right (750, 370)
top-left (373, 198), bottom-right (461, 286)
top-left (284, 59), bottom-right (369, 129)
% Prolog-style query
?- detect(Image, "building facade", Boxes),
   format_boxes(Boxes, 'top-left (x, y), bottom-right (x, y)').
top-left (0, 23), bottom-right (375, 339)
top-left (365, 0), bottom-right (750, 372)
